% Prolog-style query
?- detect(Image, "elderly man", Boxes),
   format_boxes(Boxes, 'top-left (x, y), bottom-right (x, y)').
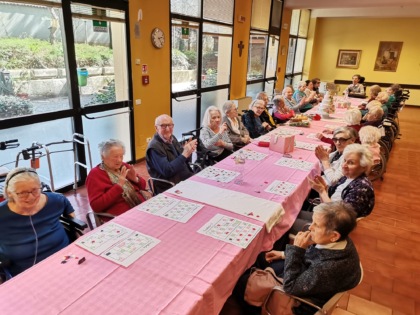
top-left (146, 114), bottom-right (197, 194)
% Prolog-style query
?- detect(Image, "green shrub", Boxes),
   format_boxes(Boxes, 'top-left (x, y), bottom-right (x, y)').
top-left (0, 95), bottom-right (33, 118)
top-left (87, 80), bottom-right (115, 106)
top-left (0, 38), bottom-right (113, 69)
top-left (172, 49), bottom-right (189, 70)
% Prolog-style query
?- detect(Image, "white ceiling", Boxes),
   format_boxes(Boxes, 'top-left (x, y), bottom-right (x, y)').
top-left (284, 0), bottom-right (420, 18)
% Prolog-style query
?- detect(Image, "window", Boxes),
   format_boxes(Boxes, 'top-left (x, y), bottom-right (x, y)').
top-left (284, 9), bottom-right (310, 89)
top-left (171, 0), bottom-right (234, 130)
top-left (247, 0), bottom-right (282, 98)
top-left (0, 0), bottom-right (133, 191)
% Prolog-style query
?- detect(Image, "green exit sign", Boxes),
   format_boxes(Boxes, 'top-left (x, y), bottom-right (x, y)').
top-left (93, 20), bottom-right (108, 32)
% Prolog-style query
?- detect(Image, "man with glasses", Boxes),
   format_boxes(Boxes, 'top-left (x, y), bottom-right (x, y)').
top-left (146, 114), bottom-right (197, 194)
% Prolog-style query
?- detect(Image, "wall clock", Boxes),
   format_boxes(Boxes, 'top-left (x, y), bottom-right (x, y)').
top-left (151, 27), bottom-right (165, 49)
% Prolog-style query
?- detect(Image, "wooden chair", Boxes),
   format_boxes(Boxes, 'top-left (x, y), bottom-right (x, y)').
top-left (262, 263), bottom-right (364, 315)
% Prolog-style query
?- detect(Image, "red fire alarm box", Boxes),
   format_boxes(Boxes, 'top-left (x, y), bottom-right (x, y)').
top-left (142, 75), bottom-right (149, 85)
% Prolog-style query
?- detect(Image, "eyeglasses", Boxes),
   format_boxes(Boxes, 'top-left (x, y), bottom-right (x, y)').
top-left (14, 187), bottom-right (42, 199)
top-left (332, 137), bottom-right (350, 144)
top-left (157, 123), bottom-right (174, 129)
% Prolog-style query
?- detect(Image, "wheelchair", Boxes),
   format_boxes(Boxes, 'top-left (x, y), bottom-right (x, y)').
top-left (181, 127), bottom-right (218, 171)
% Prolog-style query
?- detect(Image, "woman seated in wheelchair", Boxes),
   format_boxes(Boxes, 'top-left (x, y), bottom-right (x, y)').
top-left (200, 106), bottom-right (234, 162)
top-left (86, 139), bottom-right (148, 217)
top-left (232, 201), bottom-right (361, 315)
top-left (0, 167), bottom-right (75, 278)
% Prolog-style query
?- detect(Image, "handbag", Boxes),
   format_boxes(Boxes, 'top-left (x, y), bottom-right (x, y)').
top-left (244, 267), bottom-right (283, 307)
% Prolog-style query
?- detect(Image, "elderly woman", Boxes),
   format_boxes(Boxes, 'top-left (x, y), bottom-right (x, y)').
top-left (310, 143), bottom-right (374, 217)
top-left (221, 101), bottom-right (251, 150)
top-left (242, 100), bottom-right (272, 139)
top-left (359, 85), bottom-right (381, 114)
top-left (315, 126), bottom-right (358, 186)
top-left (255, 92), bottom-right (276, 129)
top-left (359, 126), bottom-right (382, 164)
top-left (345, 74), bottom-right (365, 95)
top-left (362, 106), bottom-right (384, 127)
top-left (317, 110), bottom-right (361, 147)
top-left (0, 167), bottom-right (75, 277)
top-left (200, 106), bottom-right (234, 161)
top-left (232, 201), bottom-right (361, 315)
top-left (86, 139), bottom-right (147, 217)
top-left (293, 81), bottom-right (315, 113)
top-left (272, 95), bottom-right (295, 124)
top-left (376, 91), bottom-right (390, 117)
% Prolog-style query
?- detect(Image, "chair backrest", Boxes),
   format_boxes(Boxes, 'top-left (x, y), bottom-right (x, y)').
top-left (147, 177), bottom-right (175, 196)
top-left (86, 211), bottom-right (116, 230)
top-left (262, 285), bottom-right (346, 315)
top-left (60, 215), bottom-right (87, 241)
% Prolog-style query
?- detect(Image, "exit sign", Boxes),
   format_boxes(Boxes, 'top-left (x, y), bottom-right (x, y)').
top-left (93, 20), bottom-right (108, 33)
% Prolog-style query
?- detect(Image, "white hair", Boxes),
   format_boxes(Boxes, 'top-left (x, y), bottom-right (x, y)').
top-left (202, 105), bottom-right (222, 126)
top-left (359, 126), bottom-right (381, 145)
top-left (343, 143), bottom-right (373, 173)
top-left (98, 139), bottom-right (126, 158)
top-left (4, 167), bottom-right (40, 201)
top-left (344, 109), bottom-right (362, 125)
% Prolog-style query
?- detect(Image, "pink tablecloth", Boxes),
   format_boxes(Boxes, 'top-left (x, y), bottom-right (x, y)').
top-left (0, 103), bottom-right (352, 314)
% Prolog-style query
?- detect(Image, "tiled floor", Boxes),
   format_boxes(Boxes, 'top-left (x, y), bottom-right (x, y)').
top-left (65, 106), bottom-right (420, 315)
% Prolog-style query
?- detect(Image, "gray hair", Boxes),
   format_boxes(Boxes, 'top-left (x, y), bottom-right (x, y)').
top-left (98, 139), bottom-right (126, 158)
top-left (342, 143), bottom-right (374, 172)
top-left (4, 167), bottom-right (40, 201)
top-left (359, 126), bottom-right (381, 145)
top-left (155, 114), bottom-right (172, 126)
top-left (369, 106), bottom-right (384, 119)
top-left (222, 101), bottom-right (236, 115)
top-left (344, 109), bottom-right (362, 125)
top-left (369, 85), bottom-right (381, 97)
top-left (282, 86), bottom-right (293, 95)
top-left (333, 126), bottom-right (358, 141)
top-left (297, 81), bottom-right (306, 88)
top-left (272, 95), bottom-right (285, 107)
top-left (256, 91), bottom-right (268, 101)
top-left (313, 201), bottom-right (357, 241)
top-left (376, 91), bottom-right (389, 104)
top-left (249, 99), bottom-right (265, 110)
top-left (202, 106), bottom-right (222, 127)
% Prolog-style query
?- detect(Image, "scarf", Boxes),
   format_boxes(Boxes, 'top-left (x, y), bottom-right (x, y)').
top-left (100, 162), bottom-right (142, 208)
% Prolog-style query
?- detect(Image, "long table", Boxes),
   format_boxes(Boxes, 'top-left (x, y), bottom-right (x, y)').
top-left (0, 100), bottom-right (356, 314)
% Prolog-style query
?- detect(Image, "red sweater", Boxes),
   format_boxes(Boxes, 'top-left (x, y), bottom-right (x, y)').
top-left (86, 162), bottom-right (147, 216)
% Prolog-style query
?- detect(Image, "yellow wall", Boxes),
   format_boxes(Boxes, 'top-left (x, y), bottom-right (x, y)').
top-left (275, 8), bottom-right (292, 92)
top-left (230, 0), bottom-right (252, 99)
top-left (129, 0), bottom-right (171, 160)
top-left (306, 17), bottom-right (420, 105)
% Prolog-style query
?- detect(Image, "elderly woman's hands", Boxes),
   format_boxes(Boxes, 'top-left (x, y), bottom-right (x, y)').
top-left (309, 175), bottom-right (328, 194)
top-left (293, 231), bottom-right (314, 249)
top-left (117, 165), bottom-right (136, 186)
top-left (219, 122), bottom-right (228, 134)
top-left (309, 175), bottom-right (331, 203)
top-left (265, 250), bottom-right (285, 263)
top-left (315, 145), bottom-right (330, 163)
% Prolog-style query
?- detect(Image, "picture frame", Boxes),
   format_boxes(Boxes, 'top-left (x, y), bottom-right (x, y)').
top-left (374, 41), bottom-right (403, 72)
top-left (336, 50), bottom-right (361, 69)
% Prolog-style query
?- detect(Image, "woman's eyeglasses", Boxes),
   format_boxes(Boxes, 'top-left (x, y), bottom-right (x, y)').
top-left (332, 137), bottom-right (350, 144)
top-left (14, 187), bottom-right (42, 199)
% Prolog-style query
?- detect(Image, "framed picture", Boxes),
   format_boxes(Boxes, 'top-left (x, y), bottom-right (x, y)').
top-left (336, 50), bottom-right (361, 69)
top-left (374, 41), bottom-right (403, 72)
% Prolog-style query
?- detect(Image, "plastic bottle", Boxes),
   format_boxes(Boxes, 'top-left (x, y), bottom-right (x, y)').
top-left (234, 151), bottom-right (246, 185)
